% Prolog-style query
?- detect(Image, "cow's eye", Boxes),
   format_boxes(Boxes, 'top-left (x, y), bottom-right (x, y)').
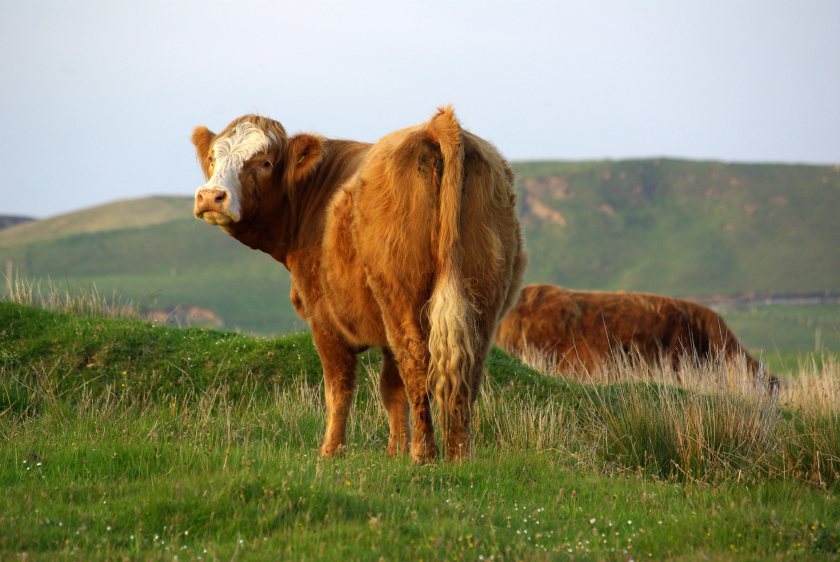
top-left (261, 160), bottom-right (272, 170)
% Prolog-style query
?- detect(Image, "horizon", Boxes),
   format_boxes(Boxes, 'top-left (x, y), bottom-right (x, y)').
top-left (2, 0), bottom-right (838, 217)
top-left (2, 155), bottom-right (838, 221)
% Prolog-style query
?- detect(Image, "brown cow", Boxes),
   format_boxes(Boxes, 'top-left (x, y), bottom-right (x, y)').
top-left (192, 108), bottom-right (525, 462)
top-left (495, 284), bottom-right (778, 389)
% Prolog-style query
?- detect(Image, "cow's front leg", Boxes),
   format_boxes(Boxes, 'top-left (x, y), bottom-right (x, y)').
top-left (312, 327), bottom-right (357, 457)
top-left (380, 348), bottom-right (410, 456)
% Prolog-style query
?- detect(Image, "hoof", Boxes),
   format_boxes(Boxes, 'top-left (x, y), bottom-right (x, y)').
top-left (445, 440), bottom-right (471, 462)
top-left (387, 434), bottom-right (410, 457)
top-left (320, 443), bottom-right (346, 458)
top-left (411, 442), bottom-right (438, 464)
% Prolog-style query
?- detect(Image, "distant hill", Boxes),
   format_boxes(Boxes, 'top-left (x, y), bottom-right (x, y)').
top-left (0, 196), bottom-right (186, 248)
top-left (1, 159), bottom-right (838, 352)
top-left (513, 159), bottom-right (840, 296)
top-left (0, 196), bottom-right (299, 334)
top-left (0, 215), bottom-right (33, 231)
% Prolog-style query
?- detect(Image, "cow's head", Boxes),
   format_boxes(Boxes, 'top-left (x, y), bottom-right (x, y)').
top-left (192, 114), bottom-right (290, 228)
top-left (192, 114), bottom-right (328, 248)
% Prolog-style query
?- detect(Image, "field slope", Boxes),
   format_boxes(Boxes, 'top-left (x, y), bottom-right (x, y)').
top-left (1, 303), bottom-right (839, 560)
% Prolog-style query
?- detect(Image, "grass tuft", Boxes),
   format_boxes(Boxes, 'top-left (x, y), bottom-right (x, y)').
top-left (4, 273), bottom-right (142, 320)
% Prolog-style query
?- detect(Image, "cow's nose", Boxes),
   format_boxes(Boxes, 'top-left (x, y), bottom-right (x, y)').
top-left (194, 187), bottom-right (229, 217)
top-left (196, 188), bottom-right (227, 206)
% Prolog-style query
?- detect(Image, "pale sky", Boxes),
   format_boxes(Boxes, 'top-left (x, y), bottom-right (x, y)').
top-left (1, 0), bottom-right (838, 218)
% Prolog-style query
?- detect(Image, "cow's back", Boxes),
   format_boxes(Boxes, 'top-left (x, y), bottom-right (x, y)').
top-left (497, 285), bottom-right (769, 379)
top-left (349, 118), bottom-right (523, 335)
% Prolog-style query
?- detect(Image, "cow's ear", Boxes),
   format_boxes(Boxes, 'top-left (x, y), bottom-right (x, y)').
top-left (285, 134), bottom-right (325, 185)
top-left (192, 126), bottom-right (216, 179)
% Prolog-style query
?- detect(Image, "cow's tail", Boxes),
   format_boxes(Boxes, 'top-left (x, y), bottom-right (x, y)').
top-left (425, 106), bottom-right (475, 438)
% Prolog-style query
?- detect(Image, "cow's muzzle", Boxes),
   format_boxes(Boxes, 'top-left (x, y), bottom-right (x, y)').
top-left (194, 187), bottom-right (234, 225)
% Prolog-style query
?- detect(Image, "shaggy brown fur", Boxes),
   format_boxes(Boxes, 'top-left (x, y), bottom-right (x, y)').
top-left (192, 107), bottom-right (526, 462)
top-left (495, 284), bottom-right (778, 389)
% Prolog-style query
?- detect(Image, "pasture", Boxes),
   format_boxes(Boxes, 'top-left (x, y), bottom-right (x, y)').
top-left (723, 303), bottom-right (840, 373)
top-left (2, 301), bottom-right (838, 560)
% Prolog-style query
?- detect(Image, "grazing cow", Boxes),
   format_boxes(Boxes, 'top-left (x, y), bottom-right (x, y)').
top-left (192, 108), bottom-right (525, 462)
top-left (495, 284), bottom-right (778, 388)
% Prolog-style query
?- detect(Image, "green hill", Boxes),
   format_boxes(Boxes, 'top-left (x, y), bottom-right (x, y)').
top-left (1, 159), bottom-right (838, 353)
top-left (514, 159), bottom-right (840, 296)
top-left (0, 197), bottom-right (300, 334)
top-left (0, 196), bottom-right (186, 248)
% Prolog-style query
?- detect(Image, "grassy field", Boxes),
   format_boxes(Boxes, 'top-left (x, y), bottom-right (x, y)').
top-left (2, 302), bottom-right (839, 560)
top-left (716, 303), bottom-right (840, 375)
top-left (721, 303), bottom-right (840, 355)
top-left (1, 216), bottom-right (301, 334)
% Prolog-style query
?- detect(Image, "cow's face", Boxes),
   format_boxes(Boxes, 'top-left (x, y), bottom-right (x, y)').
top-left (192, 116), bottom-right (287, 228)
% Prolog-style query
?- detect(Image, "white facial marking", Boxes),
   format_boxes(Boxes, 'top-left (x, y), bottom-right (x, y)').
top-left (198, 122), bottom-right (271, 222)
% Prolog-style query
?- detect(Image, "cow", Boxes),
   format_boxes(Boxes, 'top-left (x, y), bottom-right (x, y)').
top-left (495, 284), bottom-right (778, 389)
top-left (192, 107), bottom-right (525, 462)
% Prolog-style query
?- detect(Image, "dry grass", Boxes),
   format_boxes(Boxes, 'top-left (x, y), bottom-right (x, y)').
top-left (780, 356), bottom-right (840, 415)
top-left (4, 273), bottom-right (142, 320)
top-left (501, 346), bottom-right (840, 484)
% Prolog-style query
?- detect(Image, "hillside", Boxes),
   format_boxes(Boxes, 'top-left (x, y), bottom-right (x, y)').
top-left (1, 159), bottom-right (838, 350)
top-left (514, 159), bottom-right (840, 296)
top-left (0, 197), bottom-right (300, 334)
top-left (2, 303), bottom-right (838, 560)
top-left (0, 196), bottom-right (186, 248)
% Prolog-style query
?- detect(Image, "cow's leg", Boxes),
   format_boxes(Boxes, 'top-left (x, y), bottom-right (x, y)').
top-left (385, 325), bottom-right (437, 463)
top-left (440, 329), bottom-right (482, 461)
top-left (441, 315), bottom-right (499, 461)
top-left (380, 347), bottom-right (410, 456)
top-left (402, 338), bottom-right (438, 464)
top-left (441, 383), bottom-right (472, 461)
top-left (312, 327), bottom-right (357, 457)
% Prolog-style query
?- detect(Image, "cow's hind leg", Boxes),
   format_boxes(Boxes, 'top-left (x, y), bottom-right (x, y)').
top-left (382, 321), bottom-right (437, 463)
top-left (312, 327), bottom-right (357, 457)
top-left (440, 318), bottom-right (494, 461)
top-left (380, 348), bottom-right (410, 456)
top-left (401, 335), bottom-right (438, 464)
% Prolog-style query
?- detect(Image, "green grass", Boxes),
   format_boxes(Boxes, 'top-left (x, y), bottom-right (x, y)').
top-left (721, 303), bottom-right (840, 356)
top-left (2, 302), bottom-right (840, 560)
top-left (5, 413), bottom-right (839, 561)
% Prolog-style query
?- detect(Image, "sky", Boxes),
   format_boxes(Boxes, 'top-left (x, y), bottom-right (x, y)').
top-left (1, 0), bottom-right (838, 218)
